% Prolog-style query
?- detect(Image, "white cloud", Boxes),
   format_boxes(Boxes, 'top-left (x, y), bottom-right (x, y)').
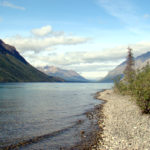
top-left (4, 25), bottom-right (89, 52)
top-left (98, 0), bottom-right (137, 24)
top-left (23, 50), bottom-right (123, 67)
top-left (4, 25), bottom-right (150, 79)
top-left (0, 1), bottom-right (25, 10)
top-left (98, 0), bottom-right (149, 33)
top-left (23, 41), bottom-right (150, 66)
top-left (81, 71), bottom-right (107, 79)
top-left (31, 26), bottom-right (52, 36)
top-left (22, 41), bottom-right (150, 79)
top-left (5, 36), bottom-right (88, 52)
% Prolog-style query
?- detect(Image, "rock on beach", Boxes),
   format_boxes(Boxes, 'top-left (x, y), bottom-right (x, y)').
top-left (95, 89), bottom-right (150, 150)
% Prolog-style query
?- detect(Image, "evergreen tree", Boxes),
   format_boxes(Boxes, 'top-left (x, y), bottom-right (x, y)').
top-left (124, 47), bottom-right (135, 84)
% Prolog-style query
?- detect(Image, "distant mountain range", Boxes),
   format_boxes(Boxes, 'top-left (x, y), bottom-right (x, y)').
top-left (4, 38), bottom-right (150, 83)
top-left (100, 51), bottom-right (150, 83)
top-left (0, 39), bottom-right (64, 82)
top-left (37, 66), bottom-right (88, 82)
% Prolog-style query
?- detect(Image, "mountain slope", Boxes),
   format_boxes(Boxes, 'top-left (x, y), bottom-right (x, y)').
top-left (0, 40), bottom-right (64, 82)
top-left (100, 51), bottom-right (150, 83)
top-left (38, 66), bottom-right (88, 82)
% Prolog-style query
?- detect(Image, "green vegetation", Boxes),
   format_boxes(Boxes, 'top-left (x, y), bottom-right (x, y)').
top-left (0, 39), bottom-right (64, 82)
top-left (114, 48), bottom-right (150, 114)
top-left (123, 47), bottom-right (135, 85)
top-left (0, 54), bottom-right (64, 82)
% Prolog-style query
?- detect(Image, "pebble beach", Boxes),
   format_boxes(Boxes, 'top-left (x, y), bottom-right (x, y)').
top-left (95, 89), bottom-right (150, 150)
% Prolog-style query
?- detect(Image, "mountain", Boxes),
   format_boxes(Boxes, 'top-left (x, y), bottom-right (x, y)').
top-left (0, 39), bottom-right (64, 82)
top-left (37, 66), bottom-right (88, 82)
top-left (100, 51), bottom-right (150, 83)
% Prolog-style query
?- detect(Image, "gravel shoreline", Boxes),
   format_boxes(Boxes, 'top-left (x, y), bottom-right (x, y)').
top-left (95, 89), bottom-right (150, 150)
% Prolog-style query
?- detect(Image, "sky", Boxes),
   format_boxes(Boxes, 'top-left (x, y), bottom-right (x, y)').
top-left (1, 0), bottom-right (150, 79)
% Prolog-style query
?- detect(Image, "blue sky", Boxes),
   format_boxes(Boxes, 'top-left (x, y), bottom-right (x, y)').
top-left (1, 0), bottom-right (150, 79)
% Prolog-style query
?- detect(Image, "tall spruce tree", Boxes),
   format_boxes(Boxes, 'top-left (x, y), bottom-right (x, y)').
top-left (124, 47), bottom-right (135, 84)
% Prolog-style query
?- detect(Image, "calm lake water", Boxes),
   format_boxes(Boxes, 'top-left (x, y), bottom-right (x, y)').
top-left (0, 83), bottom-right (113, 149)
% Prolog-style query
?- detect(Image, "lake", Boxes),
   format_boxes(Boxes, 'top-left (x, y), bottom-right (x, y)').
top-left (0, 83), bottom-right (113, 149)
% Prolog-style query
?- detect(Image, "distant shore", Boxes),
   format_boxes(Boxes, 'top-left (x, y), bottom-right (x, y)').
top-left (94, 89), bottom-right (150, 150)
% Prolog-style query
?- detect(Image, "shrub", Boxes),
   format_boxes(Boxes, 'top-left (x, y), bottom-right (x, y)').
top-left (114, 63), bottom-right (150, 113)
top-left (113, 75), bottom-right (128, 95)
top-left (132, 64), bottom-right (150, 113)
top-left (114, 48), bottom-right (150, 114)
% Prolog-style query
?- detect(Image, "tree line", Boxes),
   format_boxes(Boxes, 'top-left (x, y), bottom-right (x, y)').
top-left (114, 47), bottom-right (150, 114)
